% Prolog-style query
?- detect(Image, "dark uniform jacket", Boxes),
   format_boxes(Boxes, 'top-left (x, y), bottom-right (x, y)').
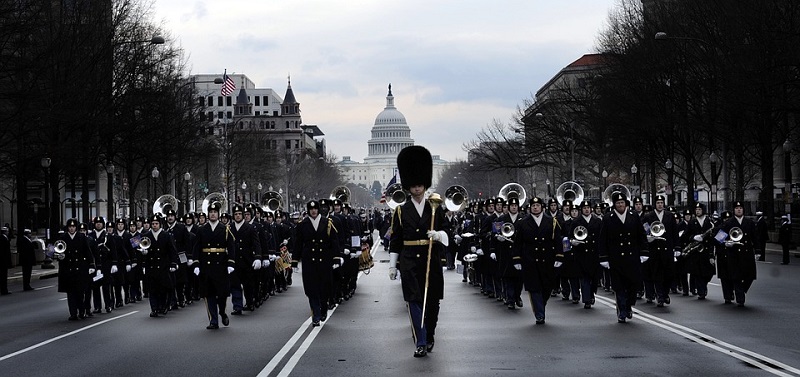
top-left (230, 220), bottom-right (262, 285)
top-left (389, 198), bottom-right (446, 302)
top-left (512, 213), bottom-right (560, 293)
top-left (292, 215), bottom-right (340, 297)
top-left (18, 235), bottom-right (35, 267)
top-left (721, 216), bottom-right (758, 282)
top-left (57, 232), bottom-right (95, 293)
top-left (569, 214), bottom-right (603, 278)
top-left (141, 229), bottom-right (179, 289)
top-left (641, 210), bottom-right (678, 282)
top-left (88, 230), bottom-right (118, 277)
top-left (495, 212), bottom-right (524, 278)
top-left (192, 221), bottom-right (236, 297)
top-left (598, 210), bottom-right (648, 282)
top-left (685, 216), bottom-right (716, 281)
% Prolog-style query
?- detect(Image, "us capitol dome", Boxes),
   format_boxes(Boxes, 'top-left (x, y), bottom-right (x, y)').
top-left (338, 84), bottom-right (449, 197)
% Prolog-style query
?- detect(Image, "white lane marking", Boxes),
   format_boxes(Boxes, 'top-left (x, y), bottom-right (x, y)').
top-left (34, 285), bottom-right (54, 291)
top-left (0, 311), bottom-right (138, 362)
top-left (58, 298), bottom-right (67, 301)
top-left (259, 242), bottom-right (380, 377)
top-left (708, 282), bottom-right (720, 286)
top-left (594, 295), bottom-right (799, 376)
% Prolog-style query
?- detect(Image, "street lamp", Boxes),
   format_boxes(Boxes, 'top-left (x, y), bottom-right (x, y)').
top-left (257, 183), bottom-right (263, 204)
top-left (665, 159), bottom-right (673, 205)
top-left (184, 172), bottom-right (192, 214)
top-left (106, 162), bottom-right (115, 220)
top-left (532, 182), bottom-right (537, 198)
top-left (151, 167), bottom-right (159, 206)
top-left (709, 151), bottom-right (718, 213)
top-left (545, 179), bottom-right (551, 198)
top-left (241, 181), bottom-right (247, 203)
top-left (784, 139), bottom-right (793, 214)
top-left (602, 169), bottom-right (608, 188)
top-left (631, 164), bottom-right (639, 196)
top-left (40, 157), bottom-right (54, 269)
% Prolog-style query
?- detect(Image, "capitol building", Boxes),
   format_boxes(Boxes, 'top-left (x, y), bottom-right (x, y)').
top-left (337, 85), bottom-right (450, 192)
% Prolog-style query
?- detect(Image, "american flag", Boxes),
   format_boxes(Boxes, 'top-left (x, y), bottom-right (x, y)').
top-left (220, 70), bottom-right (235, 96)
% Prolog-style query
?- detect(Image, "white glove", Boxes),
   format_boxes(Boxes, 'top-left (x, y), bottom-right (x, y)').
top-left (125, 265), bottom-right (131, 272)
top-left (495, 234), bottom-right (507, 242)
top-left (513, 264), bottom-right (522, 270)
top-left (333, 263), bottom-right (340, 269)
top-left (169, 267), bottom-right (176, 272)
top-left (142, 268), bottom-right (146, 275)
top-left (292, 266), bottom-right (299, 273)
top-left (140, 248), bottom-right (148, 255)
top-left (640, 256), bottom-right (649, 263)
top-left (281, 239), bottom-right (289, 246)
top-left (110, 265), bottom-right (118, 274)
top-left (389, 252), bottom-right (399, 280)
top-left (600, 261), bottom-right (610, 269)
top-left (647, 235), bottom-right (655, 243)
top-left (269, 254), bottom-right (277, 262)
top-left (709, 258), bottom-right (715, 265)
top-left (693, 235), bottom-right (703, 242)
top-left (227, 266), bottom-right (235, 274)
top-left (490, 253), bottom-right (497, 261)
top-left (262, 259), bottom-right (270, 268)
top-left (131, 263), bottom-right (137, 268)
top-left (470, 246), bottom-right (477, 253)
top-left (350, 252), bottom-right (359, 259)
top-left (427, 230), bottom-right (441, 242)
top-left (674, 251), bottom-right (682, 257)
top-left (724, 241), bottom-right (734, 248)
top-left (389, 267), bottom-right (397, 280)
top-left (343, 248), bottom-right (349, 255)
top-left (554, 261), bottom-right (563, 268)
top-left (187, 259), bottom-right (194, 266)
top-left (570, 239), bottom-right (584, 246)
top-left (89, 268), bottom-right (96, 275)
top-left (252, 260), bottom-right (261, 270)
top-left (193, 267), bottom-right (200, 276)
top-left (755, 254), bottom-right (761, 261)
top-left (454, 235), bottom-right (462, 243)
top-left (476, 248), bottom-right (484, 256)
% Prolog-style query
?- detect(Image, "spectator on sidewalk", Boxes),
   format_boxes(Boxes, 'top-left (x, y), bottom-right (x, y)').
top-left (1, 227), bottom-right (11, 295)
top-left (779, 215), bottom-right (792, 265)
top-left (18, 229), bottom-right (35, 291)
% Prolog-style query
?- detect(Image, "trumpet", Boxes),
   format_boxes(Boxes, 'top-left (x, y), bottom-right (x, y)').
top-left (648, 221), bottom-right (666, 240)
top-left (51, 240), bottom-right (67, 260)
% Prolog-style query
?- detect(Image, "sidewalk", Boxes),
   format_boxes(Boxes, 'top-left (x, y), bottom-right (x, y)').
top-left (6, 264), bottom-right (59, 284)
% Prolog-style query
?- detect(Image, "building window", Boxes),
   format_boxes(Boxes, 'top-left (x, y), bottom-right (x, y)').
top-left (255, 96), bottom-right (260, 106)
top-left (295, 140), bottom-right (299, 148)
top-left (285, 140), bottom-right (291, 149)
top-left (264, 96), bottom-right (269, 106)
top-left (270, 121), bottom-right (275, 129)
top-left (208, 96), bottom-right (214, 106)
top-left (226, 111), bottom-right (232, 119)
top-left (286, 121), bottom-right (290, 129)
top-left (217, 96), bottom-right (223, 106)
top-left (255, 111), bottom-right (260, 116)
top-left (208, 112), bottom-right (214, 120)
top-left (198, 97), bottom-right (204, 107)
top-left (217, 111), bottom-right (223, 119)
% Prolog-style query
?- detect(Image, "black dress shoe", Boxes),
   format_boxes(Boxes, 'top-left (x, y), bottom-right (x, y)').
top-left (507, 303), bottom-right (515, 310)
top-left (115, 302), bottom-right (123, 308)
top-left (68, 315), bottom-right (79, 321)
top-left (221, 313), bottom-right (230, 326)
top-left (618, 317), bottom-right (627, 323)
top-left (149, 311), bottom-right (159, 318)
top-left (320, 315), bottom-right (327, 322)
top-left (231, 309), bottom-right (243, 315)
top-left (413, 346), bottom-right (427, 357)
top-left (105, 307), bottom-right (112, 313)
top-left (665, 297), bottom-right (670, 304)
top-left (535, 319), bottom-right (545, 325)
top-left (584, 303), bottom-right (592, 309)
top-left (516, 300), bottom-right (523, 308)
top-left (206, 324), bottom-right (219, 329)
top-left (85, 311), bottom-right (93, 317)
top-left (311, 321), bottom-right (320, 327)
top-left (246, 304), bottom-right (255, 312)
top-left (24, 286), bottom-right (34, 291)
top-left (426, 342), bottom-right (435, 352)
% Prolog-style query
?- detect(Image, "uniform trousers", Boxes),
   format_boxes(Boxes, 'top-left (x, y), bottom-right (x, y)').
top-left (407, 300), bottom-right (440, 347)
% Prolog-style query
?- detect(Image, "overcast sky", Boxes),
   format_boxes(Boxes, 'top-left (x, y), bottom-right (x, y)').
top-left (152, 0), bottom-right (619, 163)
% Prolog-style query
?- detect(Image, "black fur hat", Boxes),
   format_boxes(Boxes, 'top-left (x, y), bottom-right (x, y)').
top-left (397, 145), bottom-right (432, 190)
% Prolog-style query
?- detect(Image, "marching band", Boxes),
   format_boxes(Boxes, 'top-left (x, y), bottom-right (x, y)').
top-left (45, 162), bottom-right (764, 357)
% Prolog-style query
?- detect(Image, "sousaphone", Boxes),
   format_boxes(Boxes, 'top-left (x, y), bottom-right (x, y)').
top-left (153, 194), bottom-right (179, 216)
top-left (498, 183), bottom-right (527, 204)
top-left (201, 192), bottom-right (228, 215)
top-left (602, 183), bottom-right (632, 206)
top-left (385, 183), bottom-right (408, 210)
top-left (261, 191), bottom-right (283, 213)
top-left (444, 185), bottom-right (468, 212)
top-left (556, 181), bottom-right (584, 206)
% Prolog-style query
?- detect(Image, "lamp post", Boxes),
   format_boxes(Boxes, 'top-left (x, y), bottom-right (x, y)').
top-left (545, 179), bottom-right (551, 198)
top-left (151, 167), bottom-right (159, 211)
top-left (184, 172), bottom-right (192, 214)
top-left (257, 183), bottom-right (263, 204)
top-left (106, 162), bottom-right (115, 220)
top-left (602, 169), bottom-right (608, 188)
top-left (709, 151), bottom-right (718, 214)
top-left (241, 182), bottom-right (247, 203)
top-left (631, 164), bottom-right (639, 196)
top-left (532, 182), bottom-right (537, 198)
top-left (784, 139), bottom-right (793, 215)
top-left (41, 157), bottom-right (54, 269)
top-left (665, 159), bottom-right (673, 206)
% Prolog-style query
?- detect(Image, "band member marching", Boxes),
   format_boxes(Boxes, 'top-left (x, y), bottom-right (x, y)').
top-left (684, 203), bottom-right (716, 300)
top-left (140, 214), bottom-right (179, 317)
top-left (599, 192), bottom-right (649, 323)
top-left (192, 201), bottom-right (237, 329)
top-left (569, 200), bottom-right (603, 309)
top-left (495, 197), bottom-right (524, 310)
top-left (721, 201), bottom-right (759, 306)
top-left (55, 219), bottom-right (96, 320)
top-left (388, 146), bottom-right (449, 357)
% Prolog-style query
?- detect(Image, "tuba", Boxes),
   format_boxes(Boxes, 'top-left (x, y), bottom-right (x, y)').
top-left (498, 183), bottom-right (527, 204)
top-left (602, 183), bottom-right (632, 206)
top-left (573, 225), bottom-right (588, 241)
top-left (202, 192), bottom-right (228, 215)
top-left (444, 185), bottom-right (468, 212)
top-left (330, 186), bottom-right (351, 203)
top-left (556, 181), bottom-right (584, 206)
top-left (261, 191), bottom-right (283, 213)
top-left (153, 194), bottom-right (179, 216)
top-left (385, 183), bottom-right (407, 210)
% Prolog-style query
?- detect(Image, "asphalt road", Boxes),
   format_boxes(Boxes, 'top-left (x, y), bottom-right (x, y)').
top-left (2, 240), bottom-right (799, 377)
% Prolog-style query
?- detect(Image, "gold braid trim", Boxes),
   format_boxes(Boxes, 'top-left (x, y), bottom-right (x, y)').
top-left (226, 224), bottom-right (237, 242)
top-left (327, 218), bottom-right (338, 237)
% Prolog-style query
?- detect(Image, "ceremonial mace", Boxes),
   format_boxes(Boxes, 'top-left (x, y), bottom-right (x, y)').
top-left (421, 192), bottom-right (443, 329)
